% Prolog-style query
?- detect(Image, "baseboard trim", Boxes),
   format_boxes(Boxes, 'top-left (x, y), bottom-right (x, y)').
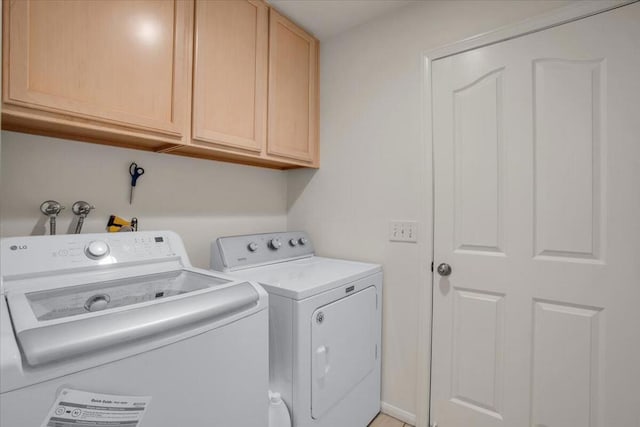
top-left (381, 402), bottom-right (417, 426)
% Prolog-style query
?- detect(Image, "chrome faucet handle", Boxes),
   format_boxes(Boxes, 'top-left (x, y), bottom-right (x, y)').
top-left (72, 201), bottom-right (95, 234)
top-left (72, 201), bottom-right (95, 217)
top-left (40, 200), bottom-right (65, 235)
top-left (40, 200), bottom-right (65, 216)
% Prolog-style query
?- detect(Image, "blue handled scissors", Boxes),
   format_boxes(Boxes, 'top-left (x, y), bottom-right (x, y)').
top-left (129, 162), bottom-right (145, 204)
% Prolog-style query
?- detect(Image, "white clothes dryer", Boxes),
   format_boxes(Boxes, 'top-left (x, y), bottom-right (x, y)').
top-left (211, 232), bottom-right (382, 427)
top-left (1, 231), bottom-right (269, 427)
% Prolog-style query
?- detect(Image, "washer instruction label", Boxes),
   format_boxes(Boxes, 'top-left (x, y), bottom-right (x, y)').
top-left (41, 388), bottom-right (151, 427)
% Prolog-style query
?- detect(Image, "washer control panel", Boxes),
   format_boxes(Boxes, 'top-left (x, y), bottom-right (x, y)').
top-left (212, 231), bottom-right (314, 271)
top-left (1, 232), bottom-right (180, 278)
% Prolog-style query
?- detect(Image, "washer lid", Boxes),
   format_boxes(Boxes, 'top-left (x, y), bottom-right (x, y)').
top-left (5, 269), bottom-right (261, 367)
top-left (23, 270), bottom-right (229, 322)
top-left (224, 256), bottom-right (381, 300)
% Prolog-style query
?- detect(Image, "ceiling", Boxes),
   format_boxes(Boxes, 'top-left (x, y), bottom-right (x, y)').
top-left (268, 0), bottom-right (416, 40)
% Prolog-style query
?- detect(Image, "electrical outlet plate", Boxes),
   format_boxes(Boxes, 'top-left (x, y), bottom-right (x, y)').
top-left (389, 221), bottom-right (418, 243)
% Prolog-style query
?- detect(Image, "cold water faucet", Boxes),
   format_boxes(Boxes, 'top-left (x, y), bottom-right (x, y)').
top-left (72, 201), bottom-right (95, 234)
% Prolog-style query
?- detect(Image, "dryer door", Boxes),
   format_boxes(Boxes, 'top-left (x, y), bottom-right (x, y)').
top-left (311, 286), bottom-right (378, 419)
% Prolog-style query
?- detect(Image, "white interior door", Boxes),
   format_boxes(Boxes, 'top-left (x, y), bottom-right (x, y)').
top-left (430, 4), bottom-right (640, 427)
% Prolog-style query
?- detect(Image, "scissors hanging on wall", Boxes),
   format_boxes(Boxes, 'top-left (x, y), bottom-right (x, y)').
top-left (129, 162), bottom-right (145, 204)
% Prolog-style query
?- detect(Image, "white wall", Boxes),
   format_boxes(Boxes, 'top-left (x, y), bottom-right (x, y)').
top-left (287, 0), bottom-right (574, 422)
top-left (0, 131), bottom-right (287, 268)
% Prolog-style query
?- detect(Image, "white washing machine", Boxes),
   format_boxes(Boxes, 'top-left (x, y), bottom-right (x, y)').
top-left (1, 231), bottom-right (269, 427)
top-left (211, 232), bottom-right (382, 427)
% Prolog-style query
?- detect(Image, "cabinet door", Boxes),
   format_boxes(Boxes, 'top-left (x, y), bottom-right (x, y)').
top-left (4, 0), bottom-right (191, 138)
top-left (192, 0), bottom-right (268, 152)
top-left (267, 10), bottom-right (319, 165)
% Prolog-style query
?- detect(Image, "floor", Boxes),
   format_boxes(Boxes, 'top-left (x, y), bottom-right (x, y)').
top-left (369, 413), bottom-right (413, 427)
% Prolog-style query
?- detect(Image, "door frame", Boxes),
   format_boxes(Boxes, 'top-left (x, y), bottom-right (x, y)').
top-left (415, 2), bottom-right (634, 426)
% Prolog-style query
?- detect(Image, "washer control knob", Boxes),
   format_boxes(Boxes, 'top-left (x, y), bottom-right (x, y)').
top-left (248, 242), bottom-right (259, 252)
top-left (86, 241), bottom-right (110, 259)
top-left (298, 237), bottom-right (308, 246)
top-left (269, 238), bottom-right (282, 250)
top-left (289, 238), bottom-right (298, 247)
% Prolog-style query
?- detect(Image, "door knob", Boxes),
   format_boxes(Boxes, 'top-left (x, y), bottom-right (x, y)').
top-left (437, 263), bottom-right (452, 276)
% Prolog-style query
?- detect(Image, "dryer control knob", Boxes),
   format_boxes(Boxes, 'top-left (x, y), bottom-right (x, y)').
top-left (86, 241), bottom-right (110, 259)
top-left (248, 242), bottom-right (259, 252)
top-left (289, 239), bottom-right (298, 247)
top-left (269, 238), bottom-right (282, 250)
top-left (298, 237), bottom-right (308, 245)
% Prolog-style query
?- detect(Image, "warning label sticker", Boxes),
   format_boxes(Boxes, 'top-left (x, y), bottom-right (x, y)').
top-left (40, 388), bottom-right (151, 427)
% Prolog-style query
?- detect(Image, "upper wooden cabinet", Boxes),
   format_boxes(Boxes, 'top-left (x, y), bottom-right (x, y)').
top-left (267, 10), bottom-right (319, 166)
top-left (2, 0), bottom-right (193, 148)
top-left (192, 0), bottom-right (268, 153)
top-left (2, 0), bottom-right (319, 169)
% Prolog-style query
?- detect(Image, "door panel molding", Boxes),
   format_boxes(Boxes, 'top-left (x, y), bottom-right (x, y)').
top-left (453, 68), bottom-right (505, 255)
top-left (533, 59), bottom-right (605, 262)
top-left (530, 299), bottom-right (603, 427)
top-left (451, 288), bottom-right (505, 419)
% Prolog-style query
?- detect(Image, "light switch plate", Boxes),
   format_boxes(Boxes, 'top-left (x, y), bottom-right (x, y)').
top-left (389, 221), bottom-right (418, 243)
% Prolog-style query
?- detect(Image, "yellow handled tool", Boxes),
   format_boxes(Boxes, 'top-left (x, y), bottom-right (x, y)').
top-left (107, 215), bottom-right (138, 232)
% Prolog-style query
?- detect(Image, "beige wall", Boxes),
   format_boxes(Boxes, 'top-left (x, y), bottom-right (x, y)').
top-left (0, 131), bottom-right (287, 268)
top-left (287, 0), bottom-right (574, 421)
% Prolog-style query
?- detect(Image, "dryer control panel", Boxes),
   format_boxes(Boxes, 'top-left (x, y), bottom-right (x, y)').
top-left (1, 231), bottom-right (184, 279)
top-left (212, 231), bottom-right (314, 272)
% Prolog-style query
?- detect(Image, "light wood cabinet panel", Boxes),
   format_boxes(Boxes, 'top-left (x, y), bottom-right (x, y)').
top-left (192, 0), bottom-right (268, 152)
top-left (3, 0), bottom-right (192, 142)
top-left (267, 9), bottom-right (319, 166)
